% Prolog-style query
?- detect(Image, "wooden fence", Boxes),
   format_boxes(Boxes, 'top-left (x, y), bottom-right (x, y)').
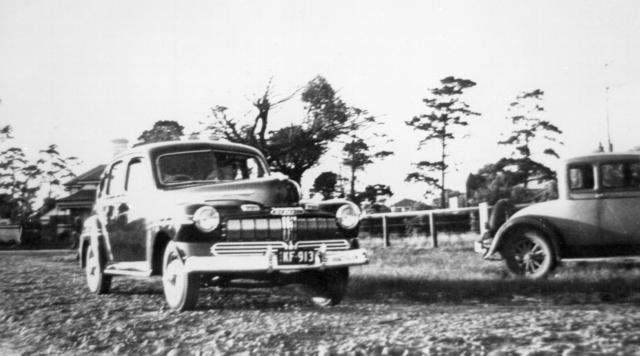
top-left (361, 203), bottom-right (490, 248)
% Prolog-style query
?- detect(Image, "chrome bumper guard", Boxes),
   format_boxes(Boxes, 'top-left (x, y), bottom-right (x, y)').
top-left (474, 240), bottom-right (488, 255)
top-left (183, 248), bottom-right (369, 274)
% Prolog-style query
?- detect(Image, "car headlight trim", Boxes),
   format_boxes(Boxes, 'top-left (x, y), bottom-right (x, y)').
top-left (336, 203), bottom-right (360, 230)
top-left (193, 206), bottom-right (220, 232)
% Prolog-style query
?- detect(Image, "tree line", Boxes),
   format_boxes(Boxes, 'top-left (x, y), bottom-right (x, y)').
top-left (0, 124), bottom-right (78, 223)
top-left (136, 75), bottom-right (563, 210)
top-left (0, 74), bottom-right (564, 223)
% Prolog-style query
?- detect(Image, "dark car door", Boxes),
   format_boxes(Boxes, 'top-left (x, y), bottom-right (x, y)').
top-left (120, 157), bottom-right (153, 264)
top-left (103, 160), bottom-right (130, 262)
top-left (103, 158), bottom-right (147, 263)
top-left (559, 163), bottom-right (601, 248)
top-left (597, 160), bottom-right (640, 250)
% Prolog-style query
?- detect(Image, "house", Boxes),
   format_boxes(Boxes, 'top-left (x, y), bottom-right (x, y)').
top-left (35, 165), bottom-right (105, 239)
top-left (390, 198), bottom-right (431, 212)
top-left (55, 164), bottom-right (105, 222)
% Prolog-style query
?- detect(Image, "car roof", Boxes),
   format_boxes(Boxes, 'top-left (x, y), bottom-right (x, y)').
top-left (112, 140), bottom-right (266, 161)
top-left (566, 152), bottom-right (640, 165)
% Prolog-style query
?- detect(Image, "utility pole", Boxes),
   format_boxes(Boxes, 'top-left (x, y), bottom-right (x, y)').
top-left (604, 62), bottom-right (614, 152)
top-left (605, 85), bottom-right (613, 152)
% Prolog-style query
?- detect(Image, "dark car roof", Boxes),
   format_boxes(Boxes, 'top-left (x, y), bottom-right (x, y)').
top-left (114, 140), bottom-right (267, 162)
top-left (566, 152), bottom-right (640, 165)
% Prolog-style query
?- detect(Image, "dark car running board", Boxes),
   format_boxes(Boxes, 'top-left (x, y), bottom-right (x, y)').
top-left (104, 262), bottom-right (153, 277)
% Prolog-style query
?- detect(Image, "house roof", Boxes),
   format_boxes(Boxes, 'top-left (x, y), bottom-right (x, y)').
top-left (391, 198), bottom-right (421, 208)
top-left (56, 189), bottom-right (97, 209)
top-left (64, 165), bottom-right (106, 187)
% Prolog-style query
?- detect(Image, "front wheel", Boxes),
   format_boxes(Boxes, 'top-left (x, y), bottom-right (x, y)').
top-left (502, 229), bottom-right (555, 279)
top-left (305, 268), bottom-right (349, 307)
top-left (85, 243), bottom-right (111, 294)
top-left (162, 243), bottom-right (199, 311)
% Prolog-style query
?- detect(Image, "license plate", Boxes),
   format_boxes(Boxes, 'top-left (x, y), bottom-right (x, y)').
top-left (277, 249), bottom-right (316, 265)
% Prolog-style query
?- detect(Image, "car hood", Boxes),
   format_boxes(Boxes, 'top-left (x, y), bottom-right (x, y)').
top-left (164, 176), bottom-right (301, 207)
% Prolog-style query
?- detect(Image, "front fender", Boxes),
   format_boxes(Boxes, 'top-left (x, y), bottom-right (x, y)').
top-left (313, 199), bottom-right (361, 238)
top-left (79, 215), bottom-right (106, 268)
top-left (485, 215), bottom-right (563, 260)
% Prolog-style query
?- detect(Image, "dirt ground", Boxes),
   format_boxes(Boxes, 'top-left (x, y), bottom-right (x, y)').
top-left (2, 245), bottom-right (640, 355)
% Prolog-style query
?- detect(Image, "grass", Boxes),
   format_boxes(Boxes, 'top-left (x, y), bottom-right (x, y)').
top-left (348, 233), bottom-right (640, 304)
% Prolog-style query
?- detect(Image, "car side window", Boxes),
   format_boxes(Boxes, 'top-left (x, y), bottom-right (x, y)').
top-left (568, 164), bottom-right (594, 191)
top-left (601, 161), bottom-right (640, 190)
top-left (601, 163), bottom-right (624, 188)
top-left (242, 157), bottom-right (264, 179)
top-left (126, 158), bottom-right (146, 192)
top-left (107, 161), bottom-right (126, 196)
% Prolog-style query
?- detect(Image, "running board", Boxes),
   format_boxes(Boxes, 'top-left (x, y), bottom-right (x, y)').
top-left (104, 262), bottom-right (152, 277)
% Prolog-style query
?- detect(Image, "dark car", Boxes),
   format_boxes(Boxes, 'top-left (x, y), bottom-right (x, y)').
top-left (79, 141), bottom-right (368, 310)
top-left (476, 152), bottom-right (640, 279)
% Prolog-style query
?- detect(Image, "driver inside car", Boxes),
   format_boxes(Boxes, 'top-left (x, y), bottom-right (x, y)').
top-left (207, 159), bottom-right (239, 181)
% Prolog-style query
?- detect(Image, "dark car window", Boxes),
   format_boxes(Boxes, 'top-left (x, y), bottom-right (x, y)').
top-left (126, 158), bottom-right (146, 192)
top-left (568, 164), bottom-right (594, 191)
top-left (157, 150), bottom-right (266, 185)
top-left (601, 161), bottom-right (640, 190)
top-left (107, 161), bottom-right (126, 195)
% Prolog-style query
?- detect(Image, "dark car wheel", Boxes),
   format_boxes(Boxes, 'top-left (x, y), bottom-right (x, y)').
top-left (85, 243), bottom-right (112, 294)
top-left (305, 268), bottom-right (349, 307)
top-left (162, 242), bottom-right (199, 311)
top-left (503, 229), bottom-right (555, 279)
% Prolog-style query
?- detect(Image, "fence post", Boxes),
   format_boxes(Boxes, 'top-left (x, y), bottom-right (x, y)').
top-left (429, 212), bottom-right (438, 248)
top-left (382, 215), bottom-right (389, 247)
top-left (382, 215), bottom-right (390, 247)
top-left (478, 202), bottom-right (489, 236)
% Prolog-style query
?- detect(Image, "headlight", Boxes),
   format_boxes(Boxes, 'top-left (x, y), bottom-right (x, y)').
top-left (336, 203), bottom-right (360, 230)
top-left (193, 206), bottom-right (220, 232)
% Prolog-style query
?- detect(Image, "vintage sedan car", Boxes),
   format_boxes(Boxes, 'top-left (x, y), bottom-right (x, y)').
top-left (476, 152), bottom-right (640, 279)
top-left (79, 141), bottom-right (368, 310)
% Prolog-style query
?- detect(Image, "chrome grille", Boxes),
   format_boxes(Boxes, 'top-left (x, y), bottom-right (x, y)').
top-left (224, 217), bottom-right (338, 241)
top-left (211, 241), bottom-right (287, 255)
top-left (295, 240), bottom-right (350, 251)
top-left (211, 240), bottom-right (350, 255)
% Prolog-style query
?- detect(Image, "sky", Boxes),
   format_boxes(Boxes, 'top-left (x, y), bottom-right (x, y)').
top-left (1, 0), bottom-right (639, 204)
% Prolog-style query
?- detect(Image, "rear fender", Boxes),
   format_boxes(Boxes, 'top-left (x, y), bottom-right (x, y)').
top-left (486, 216), bottom-right (564, 260)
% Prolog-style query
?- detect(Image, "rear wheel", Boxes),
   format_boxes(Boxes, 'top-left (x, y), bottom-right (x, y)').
top-left (503, 229), bottom-right (555, 279)
top-left (162, 243), bottom-right (199, 311)
top-left (85, 243), bottom-right (111, 294)
top-left (305, 268), bottom-right (349, 307)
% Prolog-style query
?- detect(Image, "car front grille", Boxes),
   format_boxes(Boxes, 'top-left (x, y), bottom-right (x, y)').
top-left (211, 240), bottom-right (350, 255)
top-left (224, 216), bottom-right (338, 241)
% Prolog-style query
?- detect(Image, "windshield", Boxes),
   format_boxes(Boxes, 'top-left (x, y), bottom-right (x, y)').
top-left (156, 150), bottom-right (267, 185)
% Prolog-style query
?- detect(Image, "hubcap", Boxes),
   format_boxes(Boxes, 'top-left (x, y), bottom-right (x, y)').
top-left (86, 249), bottom-right (99, 290)
top-left (513, 239), bottom-right (545, 274)
top-left (163, 256), bottom-right (183, 306)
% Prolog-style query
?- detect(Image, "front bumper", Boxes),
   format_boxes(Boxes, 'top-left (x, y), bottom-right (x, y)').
top-left (474, 240), bottom-right (489, 255)
top-left (182, 248), bottom-right (369, 274)
top-left (474, 234), bottom-right (503, 260)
